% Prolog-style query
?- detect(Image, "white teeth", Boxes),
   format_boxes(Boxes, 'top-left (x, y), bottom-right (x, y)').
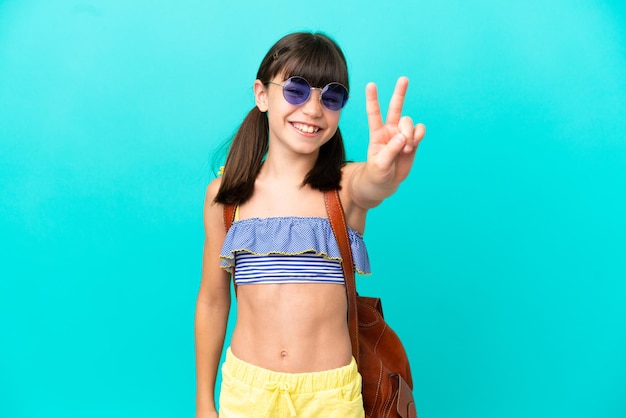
top-left (293, 123), bottom-right (320, 134)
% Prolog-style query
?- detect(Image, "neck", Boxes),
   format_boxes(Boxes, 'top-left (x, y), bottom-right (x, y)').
top-left (259, 147), bottom-right (318, 186)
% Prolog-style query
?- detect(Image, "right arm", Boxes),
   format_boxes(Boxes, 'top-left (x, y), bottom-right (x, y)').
top-left (195, 178), bottom-right (231, 418)
top-left (340, 77), bottom-right (425, 231)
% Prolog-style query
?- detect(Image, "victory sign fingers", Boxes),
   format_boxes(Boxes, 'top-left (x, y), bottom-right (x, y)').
top-left (363, 76), bottom-right (426, 184)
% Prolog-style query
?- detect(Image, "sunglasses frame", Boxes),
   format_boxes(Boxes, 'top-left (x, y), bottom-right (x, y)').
top-left (268, 76), bottom-right (349, 111)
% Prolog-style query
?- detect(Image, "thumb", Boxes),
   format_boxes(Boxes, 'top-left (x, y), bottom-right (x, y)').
top-left (373, 133), bottom-right (406, 169)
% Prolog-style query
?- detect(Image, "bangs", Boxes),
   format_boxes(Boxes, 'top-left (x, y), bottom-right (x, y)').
top-left (280, 47), bottom-right (349, 90)
top-left (259, 32), bottom-right (349, 92)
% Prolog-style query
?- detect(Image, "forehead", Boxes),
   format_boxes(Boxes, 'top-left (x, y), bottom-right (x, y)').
top-left (276, 56), bottom-right (348, 89)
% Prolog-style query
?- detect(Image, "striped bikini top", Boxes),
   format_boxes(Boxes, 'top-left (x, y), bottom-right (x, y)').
top-left (219, 216), bottom-right (371, 285)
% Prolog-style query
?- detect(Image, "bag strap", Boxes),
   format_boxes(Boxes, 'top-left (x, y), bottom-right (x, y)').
top-left (223, 204), bottom-right (238, 293)
top-left (224, 204), bottom-right (236, 232)
top-left (323, 189), bottom-right (360, 365)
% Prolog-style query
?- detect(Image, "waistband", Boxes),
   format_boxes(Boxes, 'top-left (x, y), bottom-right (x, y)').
top-left (223, 348), bottom-right (359, 394)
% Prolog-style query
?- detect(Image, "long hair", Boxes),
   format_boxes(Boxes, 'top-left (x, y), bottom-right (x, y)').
top-left (214, 32), bottom-right (349, 205)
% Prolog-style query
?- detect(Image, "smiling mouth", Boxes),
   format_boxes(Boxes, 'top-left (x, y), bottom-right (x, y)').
top-left (292, 122), bottom-right (320, 134)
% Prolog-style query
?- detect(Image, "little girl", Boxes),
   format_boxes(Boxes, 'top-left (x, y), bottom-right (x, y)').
top-left (195, 31), bottom-right (425, 418)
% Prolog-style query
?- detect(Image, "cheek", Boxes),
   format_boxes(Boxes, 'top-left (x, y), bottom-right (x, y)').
top-left (327, 112), bottom-right (341, 130)
top-left (324, 123), bottom-right (340, 141)
top-left (267, 87), bottom-right (291, 108)
top-left (266, 96), bottom-right (294, 118)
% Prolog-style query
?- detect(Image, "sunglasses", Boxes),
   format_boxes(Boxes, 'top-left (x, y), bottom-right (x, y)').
top-left (268, 76), bottom-right (349, 111)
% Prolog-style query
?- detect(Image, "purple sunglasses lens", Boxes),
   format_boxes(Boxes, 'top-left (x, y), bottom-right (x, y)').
top-left (282, 77), bottom-right (348, 111)
top-left (321, 83), bottom-right (349, 111)
top-left (282, 77), bottom-right (311, 105)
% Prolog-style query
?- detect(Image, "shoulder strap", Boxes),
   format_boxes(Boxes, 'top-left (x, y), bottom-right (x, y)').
top-left (223, 204), bottom-right (238, 294)
top-left (324, 190), bottom-right (360, 365)
top-left (224, 204), bottom-right (236, 230)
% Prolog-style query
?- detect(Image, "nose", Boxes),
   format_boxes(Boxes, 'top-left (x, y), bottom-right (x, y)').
top-left (301, 88), bottom-right (324, 117)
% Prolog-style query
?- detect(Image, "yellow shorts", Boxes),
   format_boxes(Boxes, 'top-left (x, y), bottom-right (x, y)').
top-left (219, 348), bottom-right (365, 418)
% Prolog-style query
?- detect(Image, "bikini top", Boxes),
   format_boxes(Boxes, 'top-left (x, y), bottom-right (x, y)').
top-left (219, 216), bottom-right (371, 285)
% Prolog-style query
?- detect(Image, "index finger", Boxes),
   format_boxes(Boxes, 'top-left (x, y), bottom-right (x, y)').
top-left (366, 82), bottom-right (384, 132)
top-left (385, 77), bottom-right (409, 126)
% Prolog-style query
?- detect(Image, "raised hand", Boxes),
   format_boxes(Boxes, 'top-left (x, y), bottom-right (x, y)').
top-left (365, 76), bottom-right (426, 187)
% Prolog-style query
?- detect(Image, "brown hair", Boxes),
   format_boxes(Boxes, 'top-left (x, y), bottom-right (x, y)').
top-left (214, 32), bottom-right (349, 205)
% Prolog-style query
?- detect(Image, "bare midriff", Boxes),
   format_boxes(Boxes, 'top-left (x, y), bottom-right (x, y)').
top-left (230, 283), bottom-right (352, 373)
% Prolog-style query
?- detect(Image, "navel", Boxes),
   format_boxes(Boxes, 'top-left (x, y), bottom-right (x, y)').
top-left (280, 350), bottom-right (288, 358)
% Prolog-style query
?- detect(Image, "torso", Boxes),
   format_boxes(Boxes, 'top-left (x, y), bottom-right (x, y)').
top-left (231, 282), bottom-right (352, 372)
top-left (225, 173), bottom-right (367, 373)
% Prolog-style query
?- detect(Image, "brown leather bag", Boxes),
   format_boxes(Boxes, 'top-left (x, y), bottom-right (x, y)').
top-left (324, 189), bottom-right (417, 418)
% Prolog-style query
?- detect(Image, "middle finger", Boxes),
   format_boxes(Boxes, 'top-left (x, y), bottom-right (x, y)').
top-left (385, 77), bottom-right (409, 126)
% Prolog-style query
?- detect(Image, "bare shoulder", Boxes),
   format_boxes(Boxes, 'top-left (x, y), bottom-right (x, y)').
top-left (199, 177), bottom-right (231, 295)
top-left (203, 177), bottom-right (225, 234)
top-left (205, 177), bottom-right (222, 204)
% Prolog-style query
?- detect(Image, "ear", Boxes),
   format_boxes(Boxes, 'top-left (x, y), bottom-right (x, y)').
top-left (254, 79), bottom-right (268, 112)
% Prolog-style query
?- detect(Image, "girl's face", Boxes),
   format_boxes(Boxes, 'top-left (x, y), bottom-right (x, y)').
top-left (254, 74), bottom-right (342, 158)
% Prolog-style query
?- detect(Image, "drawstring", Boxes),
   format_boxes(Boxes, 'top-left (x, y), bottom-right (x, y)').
top-left (264, 381), bottom-right (297, 417)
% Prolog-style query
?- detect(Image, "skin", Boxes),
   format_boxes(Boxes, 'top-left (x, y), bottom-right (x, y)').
top-left (195, 75), bottom-right (425, 418)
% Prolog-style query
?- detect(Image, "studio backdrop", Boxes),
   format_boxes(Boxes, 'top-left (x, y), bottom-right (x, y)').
top-left (1, 1), bottom-right (625, 417)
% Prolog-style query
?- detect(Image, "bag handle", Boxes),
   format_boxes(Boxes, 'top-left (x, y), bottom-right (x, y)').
top-left (323, 190), bottom-right (360, 366)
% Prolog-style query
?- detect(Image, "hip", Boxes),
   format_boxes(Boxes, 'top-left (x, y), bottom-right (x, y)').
top-left (219, 348), bottom-right (364, 418)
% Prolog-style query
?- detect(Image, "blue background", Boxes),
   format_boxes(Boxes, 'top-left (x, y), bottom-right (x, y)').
top-left (1, 1), bottom-right (625, 417)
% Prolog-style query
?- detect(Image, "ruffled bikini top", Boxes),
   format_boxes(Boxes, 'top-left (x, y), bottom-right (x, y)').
top-left (219, 217), bottom-right (371, 285)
